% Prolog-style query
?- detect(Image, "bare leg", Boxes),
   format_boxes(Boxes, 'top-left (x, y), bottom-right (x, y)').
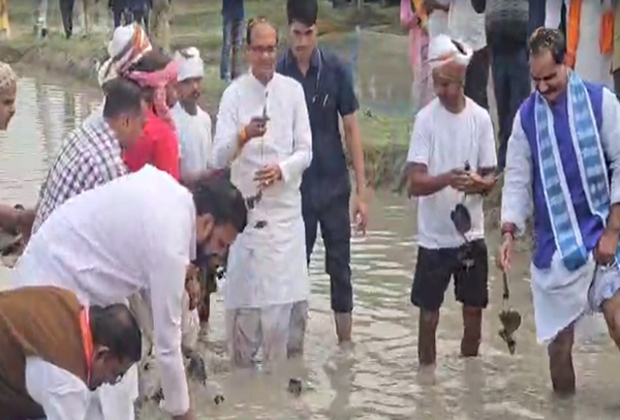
top-left (418, 309), bottom-right (439, 366)
top-left (601, 290), bottom-right (620, 351)
top-left (547, 325), bottom-right (575, 395)
top-left (461, 306), bottom-right (482, 357)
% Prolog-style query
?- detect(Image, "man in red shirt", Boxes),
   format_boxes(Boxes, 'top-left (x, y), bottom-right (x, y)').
top-left (123, 49), bottom-right (181, 180)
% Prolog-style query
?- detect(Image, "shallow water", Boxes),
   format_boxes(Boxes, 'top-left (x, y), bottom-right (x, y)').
top-left (3, 77), bottom-right (620, 419)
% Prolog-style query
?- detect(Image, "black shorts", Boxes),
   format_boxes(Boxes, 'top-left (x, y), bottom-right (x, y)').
top-left (411, 239), bottom-right (489, 312)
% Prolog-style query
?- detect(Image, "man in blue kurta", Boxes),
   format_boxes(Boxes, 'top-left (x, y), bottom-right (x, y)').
top-left (499, 28), bottom-right (620, 395)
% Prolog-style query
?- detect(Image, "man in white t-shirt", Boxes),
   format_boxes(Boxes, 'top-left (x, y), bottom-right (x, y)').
top-left (407, 34), bottom-right (497, 367)
top-left (171, 47), bottom-right (215, 188)
top-left (447, 0), bottom-right (489, 109)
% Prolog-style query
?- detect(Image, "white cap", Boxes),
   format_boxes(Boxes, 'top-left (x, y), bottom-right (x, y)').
top-left (97, 24), bottom-right (152, 87)
top-left (174, 47), bottom-right (205, 82)
top-left (428, 34), bottom-right (473, 71)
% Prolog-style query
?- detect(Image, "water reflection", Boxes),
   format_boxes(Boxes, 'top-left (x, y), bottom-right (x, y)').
top-left (2, 78), bottom-right (620, 419)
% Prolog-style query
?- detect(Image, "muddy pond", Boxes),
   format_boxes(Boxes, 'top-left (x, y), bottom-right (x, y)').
top-left (2, 73), bottom-right (620, 420)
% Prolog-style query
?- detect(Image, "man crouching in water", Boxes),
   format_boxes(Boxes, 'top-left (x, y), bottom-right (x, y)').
top-left (407, 34), bottom-right (497, 367)
top-left (0, 286), bottom-right (141, 419)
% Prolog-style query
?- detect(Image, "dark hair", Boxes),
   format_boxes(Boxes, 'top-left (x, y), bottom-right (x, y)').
top-left (128, 48), bottom-right (172, 73)
top-left (90, 304), bottom-right (142, 362)
top-left (102, 78), bottom-right (144, 119)
top-left (529, 27), bottom-right (566, 64)
top-left (191, 176), bottom-right (247, 233)
top-left (246, 16), bottom-right (279, 46)
top-left (287, 0), bottom-right (318, 26)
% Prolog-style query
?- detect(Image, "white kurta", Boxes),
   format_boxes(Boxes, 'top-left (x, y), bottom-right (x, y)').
top-left (12, 165), bottom-right (196, 417)
top-left (213, 72), bottom-right (312, 309)
top-left (25, 357), bottom-right (99, 420)
top-left (501, 87), bottom-right (620, 343)
top-left (546, 0), bottom-right (613, 87)
top-left (170, 102), bottom-right (213, 179)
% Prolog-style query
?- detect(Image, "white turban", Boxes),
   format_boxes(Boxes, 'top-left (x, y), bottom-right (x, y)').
top-left (428, 34), bottom-right (473, 71)
top-left (174, 47), bottom-right (204, 82)
top-left (97, 24), bottom-right (152, 87)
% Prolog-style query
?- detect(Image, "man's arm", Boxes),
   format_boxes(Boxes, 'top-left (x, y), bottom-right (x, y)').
top-left (278, 82), bottom-right (312, 183)
top-left (500, 113), bottom-right (533, 236)
top-left (212, 86), bottom-right (241, 169)
top-left (463, 111), bottom-right (498, 195)
top-left (147, 210), bottom-right (193, 419)
top-left (25, 357), bottom-right (92, 420)
top-left (599, 88), bottom-right (620, 233)
top-left (405, 110), bottom-right (456, 197)
top-left (338, 62), bottom-right (368, 201)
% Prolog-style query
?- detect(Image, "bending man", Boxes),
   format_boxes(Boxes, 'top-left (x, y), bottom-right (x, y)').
top-left (13, 166), bottom-right (247, 420)
top-left (0, 286), bottom-right (141, 420)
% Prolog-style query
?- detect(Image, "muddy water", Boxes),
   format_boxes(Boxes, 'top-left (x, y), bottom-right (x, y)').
top-left (3, 77), bottom-right (620, 419)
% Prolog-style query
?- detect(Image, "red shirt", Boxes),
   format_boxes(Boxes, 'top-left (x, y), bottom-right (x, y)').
top-left (123, 108), bottom-right (180, 180)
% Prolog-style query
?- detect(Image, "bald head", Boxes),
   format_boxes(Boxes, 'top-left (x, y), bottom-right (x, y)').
top-left (246, 17), bottom-right (278, 46)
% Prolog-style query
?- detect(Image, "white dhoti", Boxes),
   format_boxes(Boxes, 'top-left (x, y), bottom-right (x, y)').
top-left (531, 252), bottom-right (620, 343)
top-left (225, 300), bottom-right (309, 367)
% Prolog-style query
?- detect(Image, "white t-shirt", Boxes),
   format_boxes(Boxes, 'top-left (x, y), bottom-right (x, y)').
top-left (170, 103), bottom-right (213, 179)
top-left (447, 0), bottom-right (487, 51)
top-left (407, 97), bottom-right (496, 249)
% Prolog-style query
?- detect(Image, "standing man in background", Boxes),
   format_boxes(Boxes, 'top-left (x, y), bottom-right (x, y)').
top-left (277, 0), bottom-right (369, 345)
top-left (472, 0), bottom-right (530, 172)
top-left (171, 47), bottom-right (214, 188)
top-left (447, 0), bottom-right (489, 110)
top-left (220, 0), bottom-right (245, 82)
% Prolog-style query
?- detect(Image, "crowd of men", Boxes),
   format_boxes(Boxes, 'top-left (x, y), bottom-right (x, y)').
top-left (3, 0), bottom-right (620, 418)
top-left (0, 0), bottom-right (368, 418)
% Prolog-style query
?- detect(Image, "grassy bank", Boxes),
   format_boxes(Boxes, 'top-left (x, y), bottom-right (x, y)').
top-left (1, 0), bottom-right (411, 187)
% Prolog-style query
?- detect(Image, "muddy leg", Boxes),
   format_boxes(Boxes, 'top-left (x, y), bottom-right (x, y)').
top-left (602, 290), bottom-right (620, 351)
top-left (418, 309), bottom-right (439, 366)
top-left (461, 306), bottom-right (482, 357)
top-left (547, 325), bottom-right (575, 395)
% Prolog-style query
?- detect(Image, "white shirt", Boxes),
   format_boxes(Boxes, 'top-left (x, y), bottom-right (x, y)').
top-left (407, 97), bottom-right (497, 249)
top-left (25, 357), bottom-right (97, 420)
top-left (213, 72), bottom-right (312, 308)
top-left (12, 165), bottom-right (196, 416)
top-left (447, 0), bottom-right (487, 51)
top-left (170, 102), bottom-right (213, 179)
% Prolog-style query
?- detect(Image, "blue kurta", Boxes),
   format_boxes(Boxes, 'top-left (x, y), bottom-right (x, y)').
top-left (519, 83), bottom-right (606, 269)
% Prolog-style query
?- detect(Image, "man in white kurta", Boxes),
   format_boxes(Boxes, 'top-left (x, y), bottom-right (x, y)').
top-left (11, 165), bottom-right (246, 420)
top-left (170, 46), bottom-right (214, 188)
top-left (499, 28), bottom-right (620, 395)
top-left (212, 20), bottom-right (313, 367)
top-left (545, 0), bottom-right (613, 87)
